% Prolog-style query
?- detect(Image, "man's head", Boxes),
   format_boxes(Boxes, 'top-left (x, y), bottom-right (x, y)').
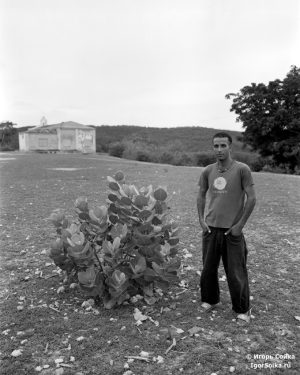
top-left (212, 132), bottom-right (232, 162)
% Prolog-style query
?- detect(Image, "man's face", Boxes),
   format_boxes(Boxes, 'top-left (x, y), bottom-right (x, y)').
top-left (213, 137), bottom-right (231, 161)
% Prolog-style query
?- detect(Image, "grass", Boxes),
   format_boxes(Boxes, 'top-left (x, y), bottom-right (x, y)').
top-left (0, 152), bottom-right (299, 375)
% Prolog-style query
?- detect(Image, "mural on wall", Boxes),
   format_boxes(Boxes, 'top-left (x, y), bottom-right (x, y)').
top-left (77, 130), bottom-right (94, 152)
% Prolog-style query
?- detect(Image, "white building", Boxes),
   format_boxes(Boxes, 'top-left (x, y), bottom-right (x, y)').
top-left (19, 121), bottom-right (96, 153)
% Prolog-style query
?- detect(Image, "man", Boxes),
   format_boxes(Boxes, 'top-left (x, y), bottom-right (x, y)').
top-left (197, 132), bottom-right (256, 322)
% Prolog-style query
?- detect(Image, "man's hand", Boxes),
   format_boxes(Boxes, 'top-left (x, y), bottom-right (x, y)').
top-left (201, 222), bottom-right (211, 233)
top-left (225, 224), bottom-right (243, 236)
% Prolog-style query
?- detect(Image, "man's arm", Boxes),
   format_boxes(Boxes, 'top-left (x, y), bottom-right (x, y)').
top-left (225, 184), bottom-right (256, 236)
top-left (197, 186), bottom-right (211, 233)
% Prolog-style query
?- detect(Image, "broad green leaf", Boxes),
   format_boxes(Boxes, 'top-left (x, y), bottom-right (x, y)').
top-left (67, 242), bottom-right (93, 265)
top-left (68, 223), bottom-right (79, 235)
top-left (112, 237), bottom-right (121, 251)
top-left (107, 175), bottom-right (117, 183)
top-left (110, 223), bottom-right (127, 239)
top-left (120, 196), bottom-right (132, 206)
top-left (109, 182), bottom-right (120, 191)
top-left (134, 232), bottom-right (153, 246)
top-left (139, 210), bottom-right (152, 221)
top-left (75, 196), bottom-right (88, 212)
top-left (80, 271), bottom-right (105, 297)
top-left (160, 243), bottom-right (171, 256)
top-left (108, 193), bottom-right (118, 202)
top-left (114, 171), bottom-right (125, 182)
top-left (152, 262), bottom-right (164, 275)
top-left (50, 239), bottom-right (64, 254)
top-left (130, 256), bottom-right (147, 274)
top-left (111, 270), bottom-right (127, 287)
top-left (70, 232), bottom-right (85, 246)
top-left (154, 187), bottom-right (167, 201)
top-left (49, 210), bottom-right (65, 226)
top-left (109, 203), bottom-right (118, 214)
top-left (78, 212), bottom-right (90, 221)
top-left (78, 266), bottom-right (96, 286)
top-left (138, 222), bottom-right (153, 234)
top-left (154, 279), bottom-right (170, 290)
top-left (134, 195), bottom-right (149, 208)
top-left (94, 206), bottom-right (108, 219)
top-left (153, 225), bottom-right (162, 233)
top-left (109, 214), bottom-right (118, 224)
top-left (121, 184), bottom-right (133, 197)
top-left (130, 184), bottom-right (139, 196)
top-left (152, 216), bottom-right (162, 225)
top-left (168, 238), bottom-right (179, 246)
top-left (102, 240), bottom-right (113, 254)
top-left (165, 258), bottom-right (181, 273)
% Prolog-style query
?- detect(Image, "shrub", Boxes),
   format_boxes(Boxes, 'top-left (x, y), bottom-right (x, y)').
top-left (194, 152), bottom-right (215, 167)
top-left (136, 151), bottom-right (152, 162)
top-left (159, 152), bottom-right (175, 165)
top-left (174, 153), bottom-right (193, 166)
top-left (0, 144), bottom-right (16, 151)
top-left (108, 142), bottom-right (125, 158)
top-left (48, 171), bottom-right (181, 309)
top-left (249, 157), bottom-right (267, 172)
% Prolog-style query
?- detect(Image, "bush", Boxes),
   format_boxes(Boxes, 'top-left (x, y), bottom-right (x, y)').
top-left (159, 152), bottom-right (175, 165)
top-left (108, 142), bottom-right (125, 158)
top-left (249, 157), bottom-right (267, 172)
top-left (0, 144), bottom-right (16, 151)
top-left (136, 151), bottom-right (152, 162)
top-left (194, 152), bottom-right (215, 167)
top-left (174, 153), bottom-right (193, 166)
top-left (48, 171), bottom-right (181, 309)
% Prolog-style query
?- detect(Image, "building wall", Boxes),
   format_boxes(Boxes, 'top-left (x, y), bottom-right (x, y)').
top-left (76, 129), bottom-right (96, 153)
top-left (58, 129), bottom-right (77, 150)
top-left (19, 133), bottom-right (29, 151)
top-left (26, 133), bottom-right (58, 150)
top-left (20, 125), bottom-right (95, 153)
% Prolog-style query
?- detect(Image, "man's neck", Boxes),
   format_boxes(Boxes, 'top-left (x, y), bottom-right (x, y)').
top-left (218, 157), bottom-right (233, 169)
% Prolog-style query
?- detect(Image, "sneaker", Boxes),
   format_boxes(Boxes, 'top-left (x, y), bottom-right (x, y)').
top-left (236, 313), bottom-right (250, 323)
top-left (201, 302), bottom-right (219, 312)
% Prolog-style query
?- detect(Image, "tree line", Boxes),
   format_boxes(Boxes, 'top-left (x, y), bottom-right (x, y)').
top-left (2, 66), bottom-right (299, 173)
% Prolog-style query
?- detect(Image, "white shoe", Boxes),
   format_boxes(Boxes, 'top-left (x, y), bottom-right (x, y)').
top-left (201, 302), bottom-right (219, 312)
top-left (236, 313), bottom-right (250, 323)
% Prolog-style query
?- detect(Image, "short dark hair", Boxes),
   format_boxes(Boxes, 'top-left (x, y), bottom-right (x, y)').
top-left (213, 132), bottom-right (232, 144)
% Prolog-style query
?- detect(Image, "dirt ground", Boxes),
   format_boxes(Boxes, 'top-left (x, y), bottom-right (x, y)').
top-left (0, 152), bottom-right (299, 375)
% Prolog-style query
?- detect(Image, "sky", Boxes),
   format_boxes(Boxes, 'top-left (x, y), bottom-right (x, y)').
top-left (0, 0), bottom-right (299, 131)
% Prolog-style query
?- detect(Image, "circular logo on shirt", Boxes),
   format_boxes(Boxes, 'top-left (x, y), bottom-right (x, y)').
top-left (213, 177), bottom-right (227, 190)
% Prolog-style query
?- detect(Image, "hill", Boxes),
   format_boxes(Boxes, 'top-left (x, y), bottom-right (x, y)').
top-left (93, 125), bottom-right (248, 153)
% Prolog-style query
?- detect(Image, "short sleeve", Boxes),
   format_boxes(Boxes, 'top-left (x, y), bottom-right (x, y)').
top-left (241, 164), bottom-right (254, 189)
top-left (198, 168), bottom-right (209, 191)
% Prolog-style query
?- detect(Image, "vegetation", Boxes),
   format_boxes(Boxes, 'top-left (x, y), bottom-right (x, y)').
top-left (103, 128), bottom-right (262, 170)
top-left (95, 126), bottom-right (246, 154)
top-left (0, 121), bottom-right (19, 150)
top-left (48, 171), bottom-right (181, 309)
top-left (226, 65), bottom-right (300, 173)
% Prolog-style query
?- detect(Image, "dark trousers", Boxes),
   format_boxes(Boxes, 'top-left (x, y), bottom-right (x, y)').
top-left (200, 227), bottom-right (250, 314)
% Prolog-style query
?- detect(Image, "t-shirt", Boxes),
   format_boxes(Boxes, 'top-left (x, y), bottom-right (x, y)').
top-left (198, 161), bottom-right (254, 228)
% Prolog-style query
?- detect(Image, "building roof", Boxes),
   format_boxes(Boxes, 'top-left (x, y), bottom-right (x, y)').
top-left (23, 121), bottom-right (95, 134)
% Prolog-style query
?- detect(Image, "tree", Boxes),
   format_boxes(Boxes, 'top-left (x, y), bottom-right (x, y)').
top-left (225, 66), bottom-right (300, 171)
top-left (0, 121), bottom-right (18, 149)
